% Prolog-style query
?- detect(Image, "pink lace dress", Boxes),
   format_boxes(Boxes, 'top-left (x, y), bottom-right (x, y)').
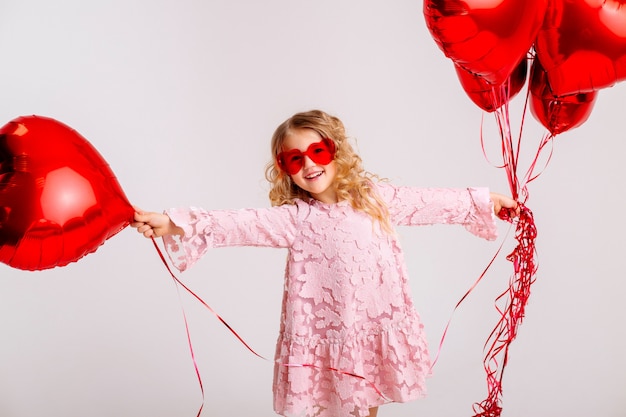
top-left (162, 182), bottom-right (497, 417)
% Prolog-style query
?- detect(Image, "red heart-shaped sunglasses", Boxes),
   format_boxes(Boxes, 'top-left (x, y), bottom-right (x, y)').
top-left (277, 138), bottom-right (336, 175)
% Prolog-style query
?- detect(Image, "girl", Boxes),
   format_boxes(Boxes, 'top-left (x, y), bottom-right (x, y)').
top-left (132, 110), bottom-right (518, 417)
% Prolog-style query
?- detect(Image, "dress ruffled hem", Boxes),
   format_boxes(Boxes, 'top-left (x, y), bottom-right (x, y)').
top-left (272, 315), bottom-right (431, 417)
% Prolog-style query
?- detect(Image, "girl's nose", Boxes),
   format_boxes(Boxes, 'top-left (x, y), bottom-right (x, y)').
top-left (302, 155), bottom-right (316, 168)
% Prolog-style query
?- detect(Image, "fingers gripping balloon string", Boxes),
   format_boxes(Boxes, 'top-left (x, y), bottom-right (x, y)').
top-left (149, 237), bottom-right (390, 414)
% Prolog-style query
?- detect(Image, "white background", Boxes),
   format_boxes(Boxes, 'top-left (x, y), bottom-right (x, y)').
top-left (1, 1), bottom-right (624, 416)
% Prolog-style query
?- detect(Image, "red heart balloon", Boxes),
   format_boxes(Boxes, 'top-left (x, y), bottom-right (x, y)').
top-left (424, 0), bottom-right (548, 85)
top-left (529, 59), bottom-right (597, 135)
top-left (455, 58), bottom-right (528, 112)
top-left (0, 115), bottom-right (133, 271)
top-left (534, 0), bottom-right (626, 96)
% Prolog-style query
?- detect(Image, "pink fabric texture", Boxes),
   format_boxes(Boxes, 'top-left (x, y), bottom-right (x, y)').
top-left (163, 183), bottom-right (497, 417)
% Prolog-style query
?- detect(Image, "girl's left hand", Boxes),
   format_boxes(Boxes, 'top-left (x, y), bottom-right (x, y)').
top-left (490, 192), bottom-right (520, 220)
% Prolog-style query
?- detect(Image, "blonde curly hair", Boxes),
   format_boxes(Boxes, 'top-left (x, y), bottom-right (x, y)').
top-left (264, 109), bottom-right (391, 232)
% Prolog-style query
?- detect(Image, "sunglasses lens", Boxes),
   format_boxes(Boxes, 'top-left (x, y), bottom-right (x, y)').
top-left (282, 151), bottom-right (303, 175)
top-left (307, 141), bottom-right (334, 165)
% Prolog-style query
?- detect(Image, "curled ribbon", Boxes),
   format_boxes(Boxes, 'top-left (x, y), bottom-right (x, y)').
top-left (472, 205), bottom-right (537, 417)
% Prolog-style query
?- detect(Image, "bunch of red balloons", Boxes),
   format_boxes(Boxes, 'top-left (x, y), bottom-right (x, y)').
top-left (424, 1), bottom-right (624, 416)
top-left (0, 116), bottom-right (134, 271)
top-left (424, 0), bottom-right (626, 135)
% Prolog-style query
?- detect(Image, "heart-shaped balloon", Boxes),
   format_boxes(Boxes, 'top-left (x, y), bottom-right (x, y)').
top-left (534, 0), bottom-right (626, 96)
top-left (424, 0), bottom-right (548, 86)
top-left (0, 115), bottom-right (133, 271)
top-left (529, 59), bottom-right (597, 135)
top-left (455, 58), bottom-right (528, 112)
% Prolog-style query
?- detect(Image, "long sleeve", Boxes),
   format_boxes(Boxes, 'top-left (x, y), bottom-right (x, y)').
top-left (162, 203), bottom-right (300, 271)
top-left (375, 182), bottom-right (498, 240)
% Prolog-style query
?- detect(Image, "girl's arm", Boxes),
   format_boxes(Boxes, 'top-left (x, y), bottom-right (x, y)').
top-left (132, 204), bottom-right (300, 271)
top-left (377, 183), bottom-right (511, 240)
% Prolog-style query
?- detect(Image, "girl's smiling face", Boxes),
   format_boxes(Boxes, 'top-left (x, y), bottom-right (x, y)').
top-left (281, 128), bottom-right (338, 204)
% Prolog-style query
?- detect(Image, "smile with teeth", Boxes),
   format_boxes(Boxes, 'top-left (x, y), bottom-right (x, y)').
top-left (304, 170), bottom-right (324, 180)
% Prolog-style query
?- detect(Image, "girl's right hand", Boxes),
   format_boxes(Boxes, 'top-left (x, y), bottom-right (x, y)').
top-left (131, 207), bottom-right (184, 238)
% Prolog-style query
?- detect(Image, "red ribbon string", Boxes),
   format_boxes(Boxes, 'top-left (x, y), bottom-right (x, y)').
top-left (429, 225), bottom-right (512, 371)
top-left (151, 237), bottom-right (266, 361)
top-left (151, 237), bottom-right (206, 417)
top-left (471, 75), bottom-right (540, 417)
top-left (149, 237), bottom-right (390, 414)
